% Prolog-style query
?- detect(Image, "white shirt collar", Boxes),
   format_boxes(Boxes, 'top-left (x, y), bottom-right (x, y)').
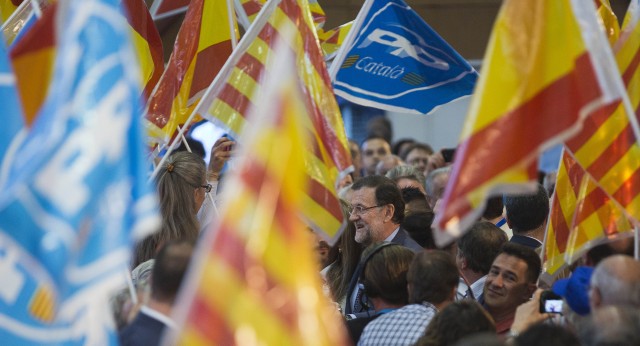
top-left (383, 227), bottom-right (400, 242)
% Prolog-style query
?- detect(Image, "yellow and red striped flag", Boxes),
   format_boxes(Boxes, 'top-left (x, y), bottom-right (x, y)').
top-left (543, 150), bottom-right (633, 277)
top-left (317, 20), bottom-right (352, 59)
top-left (596, 0), bottom-right (620, 45)
top-left (236, 0), bottom-right (325, 31)
top-left (145, 0), bottom-right (237, 146)
top-left (168, 36), bottom-right (348, 345)
top-left (563, 0), bottom-right (640, 223)
top-left (434, 0), bottom-right (626, 246)
top-left (9, 0), bottom-right (162, 125)
top-left (0, 0), bottom-right (22, 22)
top-left (194, 0), bottom-right (352, 243)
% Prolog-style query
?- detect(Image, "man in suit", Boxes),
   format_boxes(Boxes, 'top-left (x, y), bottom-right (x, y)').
top-left (345, 176), bottom-right (422, 316)
top-left (505, 184), bottom-right (549, 249)
top-left (119, 240), bottom-right (194, 346)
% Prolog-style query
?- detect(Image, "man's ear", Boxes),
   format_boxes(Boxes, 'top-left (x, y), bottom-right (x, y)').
top-left (384, 204), bottom-right (395, 222)
top-left (526, 283), bottom-right (537, 298)
top-left (590, 286), bottom-right (602, 309)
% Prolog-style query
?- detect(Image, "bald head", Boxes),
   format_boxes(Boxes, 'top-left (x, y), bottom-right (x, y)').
top-left (590, 255), bottom-right (640, 310)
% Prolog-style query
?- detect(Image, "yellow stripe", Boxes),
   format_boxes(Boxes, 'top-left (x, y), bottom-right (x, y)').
top-left (599, 144), bottom-right (640, 195)
top-left (573, 107), bottom-right (629, 167)
top-left (199, 0), bottom-right (236, 51)
top-left (129, 27), bottom-right (154, 89)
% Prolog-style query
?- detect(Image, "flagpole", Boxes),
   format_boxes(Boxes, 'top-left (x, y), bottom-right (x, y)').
top-left (29, 0), bottom-right (42, 18)
top-left (327, 0), bottom-right (373, 80)
top-left (149, 0), bottom-right (283, 180)
top-left (149, 0), bottom-right (163, 19)
top-left (0, 0), bottom-right (31, 30)
top-left (226, 0), bottom-right (237, 50)
top-left (635, 226), bottom-right (639, 260)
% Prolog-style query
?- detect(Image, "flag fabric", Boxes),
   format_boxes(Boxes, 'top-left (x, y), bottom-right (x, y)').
top-left (195, 0), bottom-right (352, 243)
top-left (317, 20), bottom-right (352, 60)
top-left (236, 0), bottom-right (325, 31)
top-left (1, 0), bottom-right (43, 45)
top-left (149, 0), bottom-right (190, 20)
top-left (543, 150), bottom-right (633, 277)
top-left (8, 2), bottom-right (55, 126)
top-left (122, 0), bottom-right (164, 100)
top-left (0, 0), bottom-right (22, 22)
top-left (145, 0), bottom-right (237, 146)
top-left (0, 0), bottom-right (159, 344)
top-left (434, 0), bottom-right (626, 246)
top-left (168, 34), bottom-right (348, 345)
top-left (0, 35), bottom-right (25, 187)
top-left (596, 0), bottom-right (620, 45)
top-left (10, 0), bottom-right (163, 126)
top-left (563, 0), bottom-right (640, 223)
top-left (329, 0), bottom-right (477, 115)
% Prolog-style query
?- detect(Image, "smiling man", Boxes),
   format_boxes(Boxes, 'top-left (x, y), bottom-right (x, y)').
top-left (361, 136), bottom-right (392, 176)
top-left (482, 242), bottom-right (540, 336)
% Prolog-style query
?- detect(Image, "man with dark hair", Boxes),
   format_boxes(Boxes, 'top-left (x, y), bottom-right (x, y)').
top-left (361, 136), bottom-right (392, 176)
top-left (120, 241), bottom-right (194, 346)
top-left (346, 243), bottom-right (416, 344)
top-left (505, 184), bottom-right (549, 248)
top-left (403, 142), bottom-right (433, 175)
top-left (482, 243), bottom-right (540, 336)
top-left (349, 176), bottom-right (421, 251)
top-left (456, 221), bottom-right (508, 302)
top-left (345, 176), bottom-right (422, 316)
top-left (358, 251), bottom-right (459, 346)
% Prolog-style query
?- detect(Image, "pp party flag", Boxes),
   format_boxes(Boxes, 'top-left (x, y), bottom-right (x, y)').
top-left (329, 0), bottom-right (477, 115)
top-left (168, 33), bottom-right (348, 345)
top-left (10, 0), bottom-right (163, 126)
top-left (0, 0), bottom-right (159, 344)
top-left (145, 0), bottom-right (237, 146)
top-left (0, 35), bottom-right (24, 187)
top-left (149, 0), bottom-right (190, 20)
top-left (543, 150), bottom-right (633, 278)
top-left (195, 0), bottom-right (352, 243)
top-left (434, 0), bottom-right (626, 246)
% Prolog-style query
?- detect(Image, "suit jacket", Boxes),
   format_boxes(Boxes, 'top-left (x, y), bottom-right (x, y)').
top-left (510, 234), bottom-right (542, 249)
top-left (391, 227), bottom-right (424, 253)
top-left (119, 309), bottom-right (169, 346)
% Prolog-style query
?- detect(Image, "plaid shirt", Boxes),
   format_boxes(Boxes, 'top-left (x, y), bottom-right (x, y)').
top-left (357, 302), bottom-right (438, 346)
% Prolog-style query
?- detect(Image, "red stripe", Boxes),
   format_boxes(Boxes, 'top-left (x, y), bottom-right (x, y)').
top-left (308, 178), bottom-right (343, 220)
top-left (242, 0), bottom-right (262, 17)
top-left (564, 152), bottom-right (586, 196)
top-left (9, 3), bottom-right (56, 57)
top-left (236, 52), bottom-right (265, 83)
top-left (189, 40), bottom-right (233, 99)
top-left (565, 101), bottom-right (619, 150)
top-left (217, 83), bottom-right (254, 117)
top-left (574, 185), bottom-right (608, 225)
top-left (187, 295), bottom-right (235, 344)
top-left (441, 53), bottom-right (601, 225)
top-left (551, 193), bottom-right (571, 253)
top-left (612, 166), bottom-right (640, 208)
top-left (584, 124), bottom-right (635, 180)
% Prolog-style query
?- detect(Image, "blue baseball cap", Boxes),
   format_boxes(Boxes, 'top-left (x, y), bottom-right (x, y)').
top-left (552, 266), bottom-right (594, 316)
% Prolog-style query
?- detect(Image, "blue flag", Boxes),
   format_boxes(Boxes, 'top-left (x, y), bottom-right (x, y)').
top-left (0, 0), bottom-right (159, 344)
top-left (330, 0), bottom-right (477, 115)
top-left (0, 39), bottom-right (25, 188)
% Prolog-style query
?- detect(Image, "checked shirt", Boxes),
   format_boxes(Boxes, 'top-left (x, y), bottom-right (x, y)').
top-left (357, 302), bottom-right (438, 346)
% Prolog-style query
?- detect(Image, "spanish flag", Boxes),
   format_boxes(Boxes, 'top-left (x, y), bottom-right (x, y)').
top-left (168, 34), bottom-right (348, 345)
top-left (194, 0), bottom-right (352, 243)
top-left (145, 0), bottom-right (237, 145)
top-left (434, 0), bottom-right (625, 245)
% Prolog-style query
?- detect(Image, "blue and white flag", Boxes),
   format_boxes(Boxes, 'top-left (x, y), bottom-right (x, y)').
top-left (329, 0), bottom-right (478, 115)
top-left (0, 39), bottom-right (25, 188)
top-left (0, 0), bottom-right (159, 344)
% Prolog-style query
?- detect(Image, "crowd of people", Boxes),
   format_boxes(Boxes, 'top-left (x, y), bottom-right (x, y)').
top-left (113, 117), bottom-right (640, 346)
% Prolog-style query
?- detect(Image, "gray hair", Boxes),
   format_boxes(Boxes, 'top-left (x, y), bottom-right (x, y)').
top-left (385, 165), bottom-right (426, 190)
top-left (425, 166), bottom-right (451, 198)
top-left (590, 255), bottom-right (640, 307)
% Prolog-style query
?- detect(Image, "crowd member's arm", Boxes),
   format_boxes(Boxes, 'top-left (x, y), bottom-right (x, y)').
top-left (509, 289), bottom-right (552, 339)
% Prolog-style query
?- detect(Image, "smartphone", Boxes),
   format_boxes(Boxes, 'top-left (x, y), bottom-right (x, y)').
top-left (221, 134), bottom-right (235, 152)
top-left (539, 290), bottom-right (564, 314)
top-left (441, 148), bottom-right (456, 163)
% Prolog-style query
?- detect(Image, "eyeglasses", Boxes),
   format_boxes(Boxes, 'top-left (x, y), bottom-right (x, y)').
top-left (349, 204), bottom-right (384, 216)
top-left (200, 184), bottom-right (212, 193)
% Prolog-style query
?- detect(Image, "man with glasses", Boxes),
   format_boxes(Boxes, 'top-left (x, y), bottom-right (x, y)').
top-left (345, 176), bottom-right (423, 316)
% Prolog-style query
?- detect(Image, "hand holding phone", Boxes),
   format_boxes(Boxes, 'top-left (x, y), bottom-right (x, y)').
top-left (539, 290), bottom-right (564, 314)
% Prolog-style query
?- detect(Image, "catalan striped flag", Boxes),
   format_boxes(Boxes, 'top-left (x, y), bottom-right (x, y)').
top-left (236, 0), bottom-right (325, 31)
top-left (195, 0), bottom-right (351, 243)
top-left (0, 0), bottom-right (22, 22)
top-left (10, 0), bottom-right (162, 126)
top-left (564, 0), bottom-right (640, 223)
top-left (434, 0), bottom-right (625, 246)
top-left (543, 150), bottom-right (633, 277)
top-left (145, 0), bottom-right (237, 146)
top-left (317, 20), bottom-right (352, 59)
top-left (169, 34), bottom-right (348, 345)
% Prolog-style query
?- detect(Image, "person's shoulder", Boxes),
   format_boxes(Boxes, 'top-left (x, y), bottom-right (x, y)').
top-left (394, 228), bottom-right (423, 252)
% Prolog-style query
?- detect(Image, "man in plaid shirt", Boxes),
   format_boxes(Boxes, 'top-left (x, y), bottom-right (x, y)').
top-left (358, 250), bottom-right (459, 346)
